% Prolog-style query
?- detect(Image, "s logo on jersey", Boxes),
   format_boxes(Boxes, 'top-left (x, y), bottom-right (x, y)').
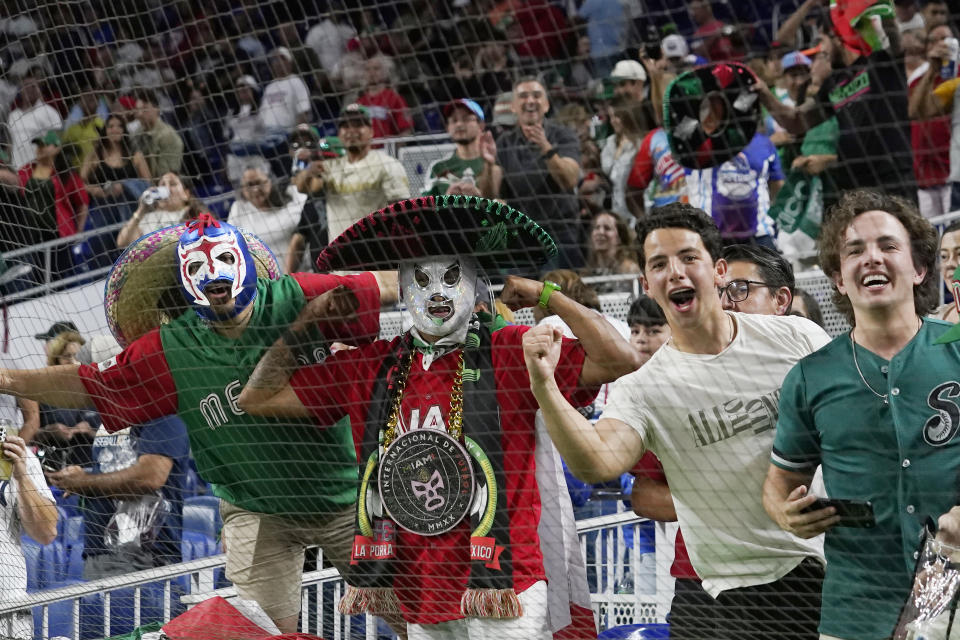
top-left (923, 381), bottom-right (960, 446)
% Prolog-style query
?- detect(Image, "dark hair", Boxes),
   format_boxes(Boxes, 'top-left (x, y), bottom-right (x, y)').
top-left (513, 75), bottom-right (546, 92)
top-left (627, 295), bottom-right (667, 327)
top-left (540, 269), bottom-right (600, 311)
top-left (95, 113), bottom-right (132, 160)
top-left (942, 219), bottom-right (960, 239)
top-left (157, 171), bottom-right (211, 221)
top-left (240, 166), bottom-right (292, 209)
top-left (792, 288), bottom-right (825, 328)
top-left (721, 243), bottom-right (795, 309)
top-left (132, 88), bottom-right (160, 107)
top-left (819, 189), bottom-right (939, 324)
top-left (636, 202), bottom-right (723, 270)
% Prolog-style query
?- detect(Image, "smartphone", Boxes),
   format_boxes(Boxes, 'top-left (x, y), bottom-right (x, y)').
top-left (803, 497), bottom-right (876, 528)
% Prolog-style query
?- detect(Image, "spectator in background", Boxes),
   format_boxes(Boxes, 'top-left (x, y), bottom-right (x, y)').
top-left (116, 172), bottom-right (207, 248)
top-left (285, 125), bottom-right (343, 273)
top-left (0, 429), bottom-right (58, 639)
top-left (474, 40), bottom-right (514, 116)
top-left (907, 23), bottom-right (954, 218)
top-left (423, 99), bottom-right (501, 198)
top-left (6, 67), bottom-right (62, 171)
top-left (318, 104), bottom-right (410, 240)
top-left (228, 167), bottom-right (306, 267)
top-left (626, 118), bottom-right (688, 215)
top-left (935, 219), bottom-right (960, 322)
top-left (305, 4), bottom-right (357, 79)
top-left (555, 103), bottom-right (601, 173)
top-left (757, 15), bottom-right (914, 203)
top-left (34, 330), bottom-right (98, 468)
top-left (577, 0), bottom-right (627, 77)
top-left (626, 295), bottom-right (671, 366)
top-left (770, 51), bottom-right (812, 151)
top-left (686, 132), bottom-right (784, 249)
top-left (719, 244), bottom-right (795, 316)
top-left (18, 130), bottom-right (88, 278)
top-left (260, 47), bottom-right (311, 134)
top-left (791, 288), bottom-right (825, 327)
top-left (488, 77), bottom-right (583, 268)
top-left (602, 97), bottom-right (648, 220)
top-left (47, 335), bottom-right (189, 576)
top-left (582, 211), bottom-right (641, 293)
top-left (224, 76), bottom-right (272, 188)
top-left (81, 113), bottom-right (152, 214)
top-left (610, 59), bottom-right (647, 104)
top-left (922, 0), bottom-right (949, 28)
top-left (356, 54), bottom-right (414, 139)
top-left (662, 34), bottom-right (702, 75)
top-left (688, 0), bottom-right (741, 61)
top-left (896, 0), bottom-right (926, 32)
top-left (62, 82), bottom-right (105, 170)
top-left (132, 89), bottom-right (183, 179)
top-left (180, 83), bottom-right (224, 184)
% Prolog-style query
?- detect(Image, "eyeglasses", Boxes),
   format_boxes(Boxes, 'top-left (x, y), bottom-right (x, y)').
top-left (290, 140), bottom-right (316, 150)
top-left (718, 279), bottom-right (776, 302)
top-left (242, 179), bottom-right (268, 188)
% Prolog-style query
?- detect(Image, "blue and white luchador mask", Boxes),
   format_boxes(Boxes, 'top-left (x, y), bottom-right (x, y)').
top-left (176, 215), bottom-right (258, 321)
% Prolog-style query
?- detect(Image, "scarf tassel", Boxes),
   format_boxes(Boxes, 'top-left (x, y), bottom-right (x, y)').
top-left (460, 588), bottom-right (523, 619)
top-left (338, 586), bottom-right (402, 616)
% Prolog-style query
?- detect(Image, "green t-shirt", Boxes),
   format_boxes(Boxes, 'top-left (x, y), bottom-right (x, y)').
top-left (421, 154), bottom-right (485, 196)
top-left (160, 276), bottom-right (358, 517)
top-left (773, 319), bottom-right (960, 639)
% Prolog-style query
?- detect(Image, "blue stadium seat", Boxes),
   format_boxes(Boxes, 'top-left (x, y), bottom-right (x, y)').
top-left (63, 516), bottom-right (85, 581)
top-left (181, 495), bottom-right (222, 562)
top-left (598, 623), bottom-right (670, 639)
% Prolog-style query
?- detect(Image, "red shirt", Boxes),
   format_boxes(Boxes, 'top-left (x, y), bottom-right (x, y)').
top-left (78, 272), bottom-right (381, 430)
top-left (357, 88), bottom-right (413, 139)
top-left (291, 325), bottom-right (596, 624)
top-left (18, 164), bottom-right (89, 237)
top-left (909, 70), bottom-right (950, 189)
top-left (634, 451), bottom-right (699, 581)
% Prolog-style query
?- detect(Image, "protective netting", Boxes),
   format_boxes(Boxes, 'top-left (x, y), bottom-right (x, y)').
top-left (0, 0), bottom-right (958, 639)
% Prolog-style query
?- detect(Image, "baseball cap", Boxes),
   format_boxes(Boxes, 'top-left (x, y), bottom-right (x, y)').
top-left (34, 321), bottom-right (79, 341)
top-left (443, 98), bottom-right (485, 122)
top-left (290, 123), bottom-right (320, 147)
top-left (492, 92), bottom-right (516, 127)
top-left (782, 51), bottom-right (813, 71)
top-left (662, 34), bottom-right (689, 59)
top-left (32, 130), bottom-right (61, 147)
top-left (270, 46), bottom-right (293, 62)
top-left (236, 75), bottom-right (258, 91)
top-left (339, 103), bottom-right (371, 126)
top-left (610, 59), bottom-right (647, 83)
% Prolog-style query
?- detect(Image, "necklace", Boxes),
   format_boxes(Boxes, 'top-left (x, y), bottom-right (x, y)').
top-left (383, 349), bottom-right (465, 447)
top-left (849, 317), bottom-right (923, 405)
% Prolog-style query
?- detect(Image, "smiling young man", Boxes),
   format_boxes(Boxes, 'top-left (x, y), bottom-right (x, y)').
top-left (523, 201), bottom-right (831, 639)
top-left (765, 190), bottom-right (960, 640)
top-left (422, 99), bottom-right (501, 199)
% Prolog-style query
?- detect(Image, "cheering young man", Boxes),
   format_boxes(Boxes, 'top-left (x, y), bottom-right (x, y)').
top-left (523, 202), bottom-right (830, 639)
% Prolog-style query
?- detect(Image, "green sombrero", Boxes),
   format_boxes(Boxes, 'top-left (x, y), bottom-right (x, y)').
top-left (315, 195), bottom-right (557, 272)
top-left (104, 223), bottom-right (282, 347)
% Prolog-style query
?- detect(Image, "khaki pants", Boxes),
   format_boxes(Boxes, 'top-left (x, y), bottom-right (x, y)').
top-left (220, 500), bottom-right (355, 622)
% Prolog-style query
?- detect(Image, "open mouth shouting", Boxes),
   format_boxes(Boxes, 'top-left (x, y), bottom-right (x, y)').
top-left (428, 299), bottom-right (454, 320)
top-left (667, 287), bottom-right (696, 312)
top-left (204, 280), bottom-right (233, 305)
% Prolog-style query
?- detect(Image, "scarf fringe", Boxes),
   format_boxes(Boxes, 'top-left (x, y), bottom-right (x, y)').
top-left (338, 586), bottom-right (402, 616)
top-left (460, 588), bottom-right (523, 619)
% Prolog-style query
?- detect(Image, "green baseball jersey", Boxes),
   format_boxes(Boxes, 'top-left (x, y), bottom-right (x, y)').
top-left (421, 155), bottom-right (485, 196)
top-left (773, 319), bottom-right (960, 640)
top-left (159, 276), bottom-right (358, 517)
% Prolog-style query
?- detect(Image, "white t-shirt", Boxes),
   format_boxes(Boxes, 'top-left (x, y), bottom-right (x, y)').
top-left (305, 19), bottom-right (357, 73)
top-left (1, 451), bottom-right (54, 634)
top-left (324, 150), bottom-right (411, 240)
top-left (7, 100), bottom-right (63, 170)
top-left (227, 185), bottom-right (306, 265)
top-left (602, 312), bottom-right (830, 597)
top-left (259, 75), bottom-right (311, 131)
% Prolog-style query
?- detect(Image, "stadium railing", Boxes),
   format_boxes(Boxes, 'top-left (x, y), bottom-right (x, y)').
top-left (0, 512), bottom-right (665, 640)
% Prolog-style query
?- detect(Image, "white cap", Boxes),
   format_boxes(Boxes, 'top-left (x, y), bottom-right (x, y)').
top-left (610, 59), bottom-right (647, 83)
top-left (271, 46), bottom-right (294, 62)
top-left (662, 34), bottom-right (690, 59)
top-left (236, 75), bottom-right (258, 91)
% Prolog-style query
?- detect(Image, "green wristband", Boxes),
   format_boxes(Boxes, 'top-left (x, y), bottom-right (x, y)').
top-left (539, 281), bottom-right (561, 309)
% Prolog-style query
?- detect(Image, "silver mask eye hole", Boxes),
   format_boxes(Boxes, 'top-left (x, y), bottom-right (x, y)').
top-left (414, 267), bottom-right (429, 287)
top-left (443, 264), bottom-right (460, 286)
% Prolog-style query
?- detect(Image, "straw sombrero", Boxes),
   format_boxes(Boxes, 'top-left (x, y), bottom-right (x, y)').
top-left (105, 223), bottom-right (281, 347)
top-left (316, 195), bottom-right (557, 273)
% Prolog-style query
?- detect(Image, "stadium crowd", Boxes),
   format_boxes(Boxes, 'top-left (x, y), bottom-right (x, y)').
top-left (3, 0), bottom-right (960, 639)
